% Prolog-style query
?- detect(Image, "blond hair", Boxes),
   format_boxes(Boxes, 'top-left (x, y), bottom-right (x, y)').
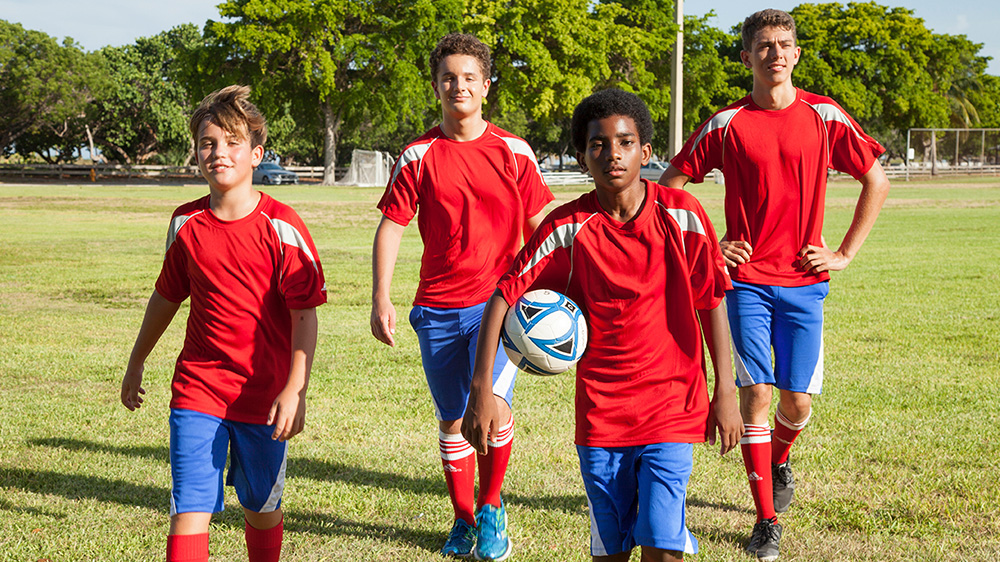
top-left (189, 85), bottom-right (267, 148)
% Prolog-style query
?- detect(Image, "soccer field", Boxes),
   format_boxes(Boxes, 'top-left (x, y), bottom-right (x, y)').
top-left (1, 179), bottom-right (998, 561)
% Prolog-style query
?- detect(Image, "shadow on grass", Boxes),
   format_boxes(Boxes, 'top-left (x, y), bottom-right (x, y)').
top-left (0, 496), bottom-right (68, 519)
top-left (687, 495), bottom-right (749, 514)
top-left (0, 466), bottom-right (167, 511)
top-left (26, 437), bottom-right (588, 515)
top-left (284, 510), bottom-right (441, 551)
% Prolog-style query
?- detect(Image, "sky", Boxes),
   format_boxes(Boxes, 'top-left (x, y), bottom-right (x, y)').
top-left (2, 0), bottom-right (998, 75)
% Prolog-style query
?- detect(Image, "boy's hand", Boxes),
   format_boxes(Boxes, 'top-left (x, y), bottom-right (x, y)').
top-left (706, 390), bottom-right (743, 455)
top-left (370, 296), bottom-right (397, 347)
top-left (720, 239), bottom-right (753, 268)
top-left (799, 244), bottom-right (850, 273)
top-left (268, 388), bottom-right (306, 441)
top-left (120, 368), bottom-right (146, 411)
top-left (462, 383), bottom-right (500, 456)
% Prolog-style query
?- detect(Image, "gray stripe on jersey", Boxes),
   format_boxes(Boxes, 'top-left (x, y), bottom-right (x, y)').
top-left (267, 216), bottom-right (320, 271)
top-left (517, 215), bottom-right (598, 278)
top-left (389, 139), bottom-right (436, 187)
top-left (688, 106), bottom-right (745, 156)
top-left (165, 211), bottom-right (202, 255)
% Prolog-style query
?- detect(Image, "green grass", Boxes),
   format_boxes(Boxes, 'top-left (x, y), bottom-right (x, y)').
top-left (1, 178), bottom-right (998, 561)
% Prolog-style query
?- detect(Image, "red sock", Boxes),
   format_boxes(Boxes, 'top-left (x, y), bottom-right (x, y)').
top-left (772, 408), bottom-right (810, 465)
top-left (440, 430), bottom-right (476, 525)
top-left (245, 516), bottom-right (283, 562)
top-left (477, 414), bottom-right (514, 510)
top-left (741, 423), bottom-right (775, 522)
top-left (166, 533), bottom-right (209, 562)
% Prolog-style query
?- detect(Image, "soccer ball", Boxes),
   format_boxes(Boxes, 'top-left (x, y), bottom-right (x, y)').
top-left (501, 289), bottom-right (588, 376)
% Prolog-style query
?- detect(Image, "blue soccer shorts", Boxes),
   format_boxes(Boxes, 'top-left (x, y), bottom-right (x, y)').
top-left (409, 302), bottom-right (517, 421)
top-left (577, 443), bottom-right (698, 556)
top-left (169, 409), bottom-right (287, 516)
top-left (726, 280), bottom-right (829, 394)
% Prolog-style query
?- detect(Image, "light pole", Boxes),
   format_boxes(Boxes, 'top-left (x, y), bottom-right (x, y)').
top-left (668, 0), bottom-right (684, 159)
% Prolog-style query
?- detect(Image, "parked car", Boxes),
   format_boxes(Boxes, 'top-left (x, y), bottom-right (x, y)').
top-left (253, 162), bottom-right (299, 185)
top-left (640, 160), bottom-right (668, 181)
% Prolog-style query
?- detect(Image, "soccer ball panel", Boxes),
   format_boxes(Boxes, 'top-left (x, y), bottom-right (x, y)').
top-left (501, 289), bottom-right (588, 375)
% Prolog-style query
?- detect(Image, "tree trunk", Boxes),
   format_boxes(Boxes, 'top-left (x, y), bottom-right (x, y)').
top-left (85, 124), bottom-right (102, 163)
top-left (321, 101), bottom-right (341, 185)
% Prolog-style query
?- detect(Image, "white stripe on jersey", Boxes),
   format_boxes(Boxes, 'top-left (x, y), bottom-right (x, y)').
top-left (389, 138), bottom-right (437, 187)
top-left (804, 101), bottom-right (866, 141)
top-left (517, 215), bottom-right (598, 277)
top-left (495, 132), bottom-right (546, 184)
top-left (687, 106), bottom-right (745, 156)
top-left (165, 211), bottom-right (203, 254)
top-left (266, 215), bottom-right (320, 272)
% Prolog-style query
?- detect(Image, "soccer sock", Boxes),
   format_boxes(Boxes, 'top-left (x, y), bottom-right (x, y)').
top-left (245, 516), bottom-right (283, 562)
top-left (741, 423), bottom-right (775, 522)
top-left (772, 407), bottom-right (811, 465)
top-left (476, 413), bottom-right (514, 510)
top-left (440, 430), bottom-right (477, 525)
top-left (166, 533), bottom-right (209, 562)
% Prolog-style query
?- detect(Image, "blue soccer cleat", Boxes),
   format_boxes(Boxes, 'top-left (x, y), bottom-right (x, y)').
top-left (473, 501), bottom-right (511, 561)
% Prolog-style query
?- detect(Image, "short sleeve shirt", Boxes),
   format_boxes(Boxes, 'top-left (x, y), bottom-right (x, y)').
top-left (156, 192), bottom-right (327, 424)
top-left (670, 89), bottom-right (885, 286)
top-left (378, 123), bottom-right (553, 307)
top-left (497, 180), bottom-right (731, 447)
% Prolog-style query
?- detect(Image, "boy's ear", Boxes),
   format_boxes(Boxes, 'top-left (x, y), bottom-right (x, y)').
top-left (641, 143), bottom-right (652, 166)
top-left (575, 151), bottom-right (588, 174)
top-left (251, 144), bottom-right (265, 167)
top-left (740, 50), bottom-right (752, 69)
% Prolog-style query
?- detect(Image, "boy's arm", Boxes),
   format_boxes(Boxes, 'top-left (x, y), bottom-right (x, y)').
top-left (657, 164), bottom-right (691, 189)
top-left (461, 290), bottom-right (511, 455)
top-left (269, 307), bottom-right (318, 442)
top-left (799, 160), bottom-right (890, 273)
top-left (370, 215), bottom-right (406, 347)
top-left (698, 303), bottom-right (743, 455)
top-left (523, 209), bottom-right (546, 242)
top-left (121, 291), bottom-right (181, 411)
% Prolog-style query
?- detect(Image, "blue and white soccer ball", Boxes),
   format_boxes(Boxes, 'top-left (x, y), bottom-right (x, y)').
top-left (501, 289), bottom-right (588, 376)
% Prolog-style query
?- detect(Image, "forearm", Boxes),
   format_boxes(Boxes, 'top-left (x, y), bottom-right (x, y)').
top-left (471, 291), bottom-right (510, 389)
top-left (837, 161), bottom-right (890, 261)
top-left (371, 215), bottom-right (405, 301)
top-left (523, 210), bottom-right (545, 243)
top-left (285, 307), bottom-right (318, 395)
top-left (127, 291), bottom-right (181, 369)
top-left (658, 164), bottom-right (692, 189)
top-left (697, 304), bottom-right (736, 393)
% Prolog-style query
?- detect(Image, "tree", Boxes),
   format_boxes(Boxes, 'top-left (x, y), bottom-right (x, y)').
top-left (0, 20), bottom-right (106, 161)
top-left (90, 25), bottom-right (201, 165)
top-left (207, 0), bottom-right (463, 184)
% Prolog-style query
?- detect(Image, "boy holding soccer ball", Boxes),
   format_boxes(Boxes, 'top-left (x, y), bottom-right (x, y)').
top-left (370, 33), bottom-right (552, 560)
top-left (120, 85), bottom-right (326, 562)
top-left (463, 89), bottom-right (743, 562)
top-left (660, 9), bottom-right (890, 561)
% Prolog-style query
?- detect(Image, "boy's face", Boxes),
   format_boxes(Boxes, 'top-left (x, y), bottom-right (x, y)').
top-left (196, 119), bottom-right (264, 191)
top-left (741, 25), bottom-right (800, 87)
top-left (432, 54), bottom-right (490, 120)
top-left (576, 115), bottom-right (651, 193)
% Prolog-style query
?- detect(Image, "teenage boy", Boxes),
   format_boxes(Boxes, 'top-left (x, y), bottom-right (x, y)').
top-left (660, 9), bottom-right (891, 561)
top-left (120, 85), bottom-right (326, 562)
top-left (370, 33), bottom-right (553, 560)
top-left (463, 88), bottom-right (743, 562)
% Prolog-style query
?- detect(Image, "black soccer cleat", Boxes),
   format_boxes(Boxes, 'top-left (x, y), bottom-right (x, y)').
top-left (746, 517), bottom-right (782, 562)
top-left (772, 460), bottom-right (795, 513)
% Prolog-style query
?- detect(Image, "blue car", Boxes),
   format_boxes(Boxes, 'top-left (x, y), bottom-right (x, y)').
top-left (253, 162), bottom-right (299, 185)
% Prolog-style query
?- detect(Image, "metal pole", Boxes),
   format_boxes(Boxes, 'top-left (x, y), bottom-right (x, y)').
top-left (905, 128), bottom-right (911, 182)
top-left (668, 0), bottom-right (684, 159)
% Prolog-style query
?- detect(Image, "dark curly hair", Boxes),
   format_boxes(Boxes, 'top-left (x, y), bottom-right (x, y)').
top-left (741, 9), bottom-right (797, 51)
top-left (429, 33), bottom-right (492, 80)
top-left (570, 89), bottom-right (653, 153)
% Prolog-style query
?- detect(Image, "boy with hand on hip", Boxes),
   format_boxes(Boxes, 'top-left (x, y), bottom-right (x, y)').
top-left (120, 85), bottom-right (326, 562)
top-left (463, 88), bottom-right (743, 562)
top-left (370, 33), bottom-right (552, 560)
top-left (661, 9), bottom-right (891, 562)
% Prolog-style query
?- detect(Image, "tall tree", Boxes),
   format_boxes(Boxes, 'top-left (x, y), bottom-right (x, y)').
top-left (208, 0), bottom-right (463, 184)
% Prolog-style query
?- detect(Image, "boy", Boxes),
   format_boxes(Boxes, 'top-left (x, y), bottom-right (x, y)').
top-left (120, 85), bottom-right (326, 562)
top-left (660, 9), bottom-right (891, 561)
top-left (463, 89), bottom-right (743, 562)
top-left (370, 33), bottom-right (552, 560)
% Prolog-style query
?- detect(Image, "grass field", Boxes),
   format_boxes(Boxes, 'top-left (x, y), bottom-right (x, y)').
top-left (1, 178), bottom-right (998, 562)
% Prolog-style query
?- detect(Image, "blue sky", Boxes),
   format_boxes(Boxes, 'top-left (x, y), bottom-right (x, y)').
top-left (2, 0), bottom-right (997, 75)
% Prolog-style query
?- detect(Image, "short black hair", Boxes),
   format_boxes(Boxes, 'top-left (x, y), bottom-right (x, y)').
top-left (570, 89), bottom-right (653, 153)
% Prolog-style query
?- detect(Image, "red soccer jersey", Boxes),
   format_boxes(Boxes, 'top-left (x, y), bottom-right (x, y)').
top-left (155, 192), bottom-right (327, 424)
top-left (497, 180), bottom-right (731, 447)
top-left (378, 123), bottom-right (553, 307)
top-left (670, 89), bottom-right (885, 287)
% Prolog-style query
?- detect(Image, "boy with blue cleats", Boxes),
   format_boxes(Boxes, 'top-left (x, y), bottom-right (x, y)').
top-left (463, 89), bottom-right (743, 562)
top-left (120, 85), bottom-right (326, 562)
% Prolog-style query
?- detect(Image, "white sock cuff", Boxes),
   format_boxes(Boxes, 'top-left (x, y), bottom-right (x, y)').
top-left (740, 423), bottom-right (772, 445)
top-left (776, 408), bottom-right (811, 430)
top-left (439, 431), bottom-right (475, 461)
top-left (488, 414), bottom-right (514, 448)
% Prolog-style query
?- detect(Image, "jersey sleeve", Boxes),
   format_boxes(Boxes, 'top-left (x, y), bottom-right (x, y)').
top-left (670, 111), bottom-right (730, 183)
top-left (377, 144), bottom-right (424, 226)
top-left (821, 100), bottom-right (886, 178)
top-left (513, 141), bottom-right (554, 218)
top-left (497, 213), bottom-right (573, 305)
top-left (271, 209), bottom-right (327, 310)
top-left (154, 213), bottom-right (192, 303)
top-left (674, 193), bottom-right (731, 310)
